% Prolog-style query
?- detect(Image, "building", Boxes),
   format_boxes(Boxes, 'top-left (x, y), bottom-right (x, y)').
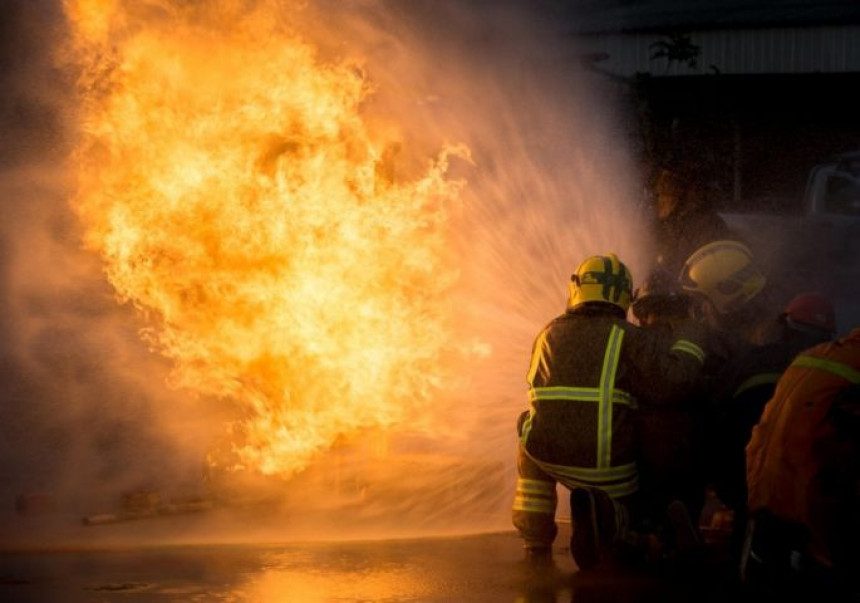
top-left (565, 0), bottom-right (860, 212)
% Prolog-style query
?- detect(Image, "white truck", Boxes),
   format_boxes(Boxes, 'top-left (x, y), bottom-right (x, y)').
top-left (719, 151), bottom-right (860, 335)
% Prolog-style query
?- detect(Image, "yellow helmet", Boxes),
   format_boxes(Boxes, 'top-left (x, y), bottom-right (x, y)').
top-left (569, 253), bottom-right (633, 311)
top-left (678, 240), bottom-right (766, 315)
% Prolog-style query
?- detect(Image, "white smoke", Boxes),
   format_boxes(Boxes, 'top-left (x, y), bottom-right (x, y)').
top-left (0, 0), bottom-right (651, 543)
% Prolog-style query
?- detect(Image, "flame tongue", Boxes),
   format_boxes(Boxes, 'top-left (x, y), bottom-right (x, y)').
top-left (64, 1), bottom-right (465, 476)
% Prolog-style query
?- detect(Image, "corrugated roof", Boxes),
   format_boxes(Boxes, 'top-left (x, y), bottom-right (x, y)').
top-left (560, 0), bottom-right (860, 34)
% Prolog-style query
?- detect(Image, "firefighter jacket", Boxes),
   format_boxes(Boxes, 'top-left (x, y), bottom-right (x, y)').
top-left (711, 329), bottom-right (832, 510)
top-left (746, 328), bottom-right (860, 566)
top-left (518, 304), bottom-right (707, 500)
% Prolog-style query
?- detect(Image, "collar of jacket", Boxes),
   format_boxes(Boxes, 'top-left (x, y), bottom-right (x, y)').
top-left (566, 302), bottom-right (626, 320)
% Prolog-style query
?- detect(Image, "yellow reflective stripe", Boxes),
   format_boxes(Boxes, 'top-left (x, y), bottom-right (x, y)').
top-left (671, 339), bottom-right (705, 364)
top-left (554, 478), bottom-right (637, 499)
top-left (550, 469), bottom-right (637, 498)
top-left (598, 326), bottom-right (624, 468)
top-left (526, 330), bottom-right (548, 384)
top-left (513, 478), bottom-right (557, 515)
top-left (535, 460), bottom-right (637, 483)
top-left (523, 450), bottom-right (639, 499)
top-left (792, 355), bottom-right (860, 383)
top-left (733, 373), bottom-right (782, 398)
top-left (516, 478), bottom-right (556, 496)
top-left (529, 387), bottom-right (600, 401)
top-left (597, 477), bottom-right (639, 499)
top-left (529, 387), bottom-right (637, 408)
top-left (613, 390), bottom-right (637, 408)
top-left (553, 473), bottom-right (637, 499)
top-left (519, 411), bottom-right (534, 446)
top-left (512, 498), bottom-right (556, 514)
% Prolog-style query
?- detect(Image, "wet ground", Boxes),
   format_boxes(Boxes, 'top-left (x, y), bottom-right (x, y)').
top-left (0, 510), bottom-right (744, 603)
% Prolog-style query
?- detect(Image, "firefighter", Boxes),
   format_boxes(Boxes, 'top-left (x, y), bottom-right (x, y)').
top-left (743, 329), bottom-right (860, 598)
top-left (630, 268), bottom-right (709, 542)
top-left (512, 253), bottom-right (708, 570)
top-left (630, 267), bottom-right (691, 331)
top-left (676, 239), bottom-right (773, 559)
top-left (714, 292), bottom-right (837, 518)
top-left (651, 167), bottom-right (737, 276)
top-left (676, 240), bottom-right (773, 446)
top-left (678, 239), bottom-right (771, 349)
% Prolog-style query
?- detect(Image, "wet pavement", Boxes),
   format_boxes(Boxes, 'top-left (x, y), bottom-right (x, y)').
top-left (0, 513), bottom-right (743, 603)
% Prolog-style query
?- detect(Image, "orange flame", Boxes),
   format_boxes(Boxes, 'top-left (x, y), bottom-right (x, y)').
top-left (63, 0), bottom-right (467, 476)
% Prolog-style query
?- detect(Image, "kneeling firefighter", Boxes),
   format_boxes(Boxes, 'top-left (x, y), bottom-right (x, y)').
top-left (631, 268), bottom-right (709, 538)
top-left (512, 253), bottom-right (708, 569)
top-left (743, 328), bottom-right (860, 597)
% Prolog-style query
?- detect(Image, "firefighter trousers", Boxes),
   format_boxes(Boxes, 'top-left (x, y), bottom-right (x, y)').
top-left (512, 443), bottom-right (638, 553)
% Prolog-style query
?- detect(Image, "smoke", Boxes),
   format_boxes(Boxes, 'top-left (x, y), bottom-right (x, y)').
top-left (0, 0), bottom-right (234, 522)
top-left (318, 0), bottom-right (651, 526)
top-left (1, 0), bottom-right (650, 543)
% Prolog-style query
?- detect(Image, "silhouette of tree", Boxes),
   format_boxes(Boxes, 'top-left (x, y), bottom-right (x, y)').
top-left (650, 32), bottom-right (701, 71)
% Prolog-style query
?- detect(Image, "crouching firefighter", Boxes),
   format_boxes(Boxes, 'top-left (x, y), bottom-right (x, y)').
top-left (742, 328), bottom-right (860, 597)
top-left (512, 253), bottom-right (708, 569)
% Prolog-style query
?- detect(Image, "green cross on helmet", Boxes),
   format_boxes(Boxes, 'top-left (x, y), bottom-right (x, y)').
top-left (569, 253), bottom-right (633, 312)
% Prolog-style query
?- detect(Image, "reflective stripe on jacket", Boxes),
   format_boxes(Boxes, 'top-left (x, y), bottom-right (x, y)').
top-left (746, 329), bottom-right (860, 534)
top-left (520, 307), bottom-right (705, 499)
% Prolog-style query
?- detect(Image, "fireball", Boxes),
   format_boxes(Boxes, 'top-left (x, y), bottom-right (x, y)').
top-left (63, 0), bottom-right (466, 476)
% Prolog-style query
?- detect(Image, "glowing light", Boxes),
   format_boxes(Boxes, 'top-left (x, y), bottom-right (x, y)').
top-left (63, 0), bottom-right (466, 477)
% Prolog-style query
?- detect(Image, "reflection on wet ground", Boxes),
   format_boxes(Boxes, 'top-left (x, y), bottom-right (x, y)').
top-left (0, 525), bottom-right (742, 602)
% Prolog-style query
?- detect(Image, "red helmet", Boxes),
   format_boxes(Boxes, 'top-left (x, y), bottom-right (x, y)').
top-left (781, 292), bottom-right (836, 333)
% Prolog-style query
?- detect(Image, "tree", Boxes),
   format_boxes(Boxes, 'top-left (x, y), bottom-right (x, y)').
top-left (650, 32), bottom-right (701, 71)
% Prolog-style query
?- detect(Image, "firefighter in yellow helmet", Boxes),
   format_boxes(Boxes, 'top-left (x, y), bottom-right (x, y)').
top-left (652, 166), bottom-right (736, 275)
top-left (678, 240), bottom-right (775, 563)
top-left (512, 253), bottom-right (708, 569)
top-left (678, 240), bottom-right (770, 343)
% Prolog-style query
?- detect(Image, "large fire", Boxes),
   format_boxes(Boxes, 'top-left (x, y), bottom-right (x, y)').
top-left (62, 0), bottom-right (468, 477)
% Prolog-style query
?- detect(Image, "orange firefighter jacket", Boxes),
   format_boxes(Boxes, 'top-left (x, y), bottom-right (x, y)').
top-left (746, 328), bottom-right (860, 564)
top-left (518, 304), bottom-right (707, 499)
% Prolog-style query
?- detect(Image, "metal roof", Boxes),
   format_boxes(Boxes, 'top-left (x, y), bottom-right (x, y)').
top-left (580, 24), bottom-right (860, 76)
top-left (559, 0), bottom-right (860, 34)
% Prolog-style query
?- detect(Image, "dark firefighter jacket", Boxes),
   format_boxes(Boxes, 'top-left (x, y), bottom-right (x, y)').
top-left (746, 329), bottom-right (860, 567)
top-left (712, 329), bottom-right (834, 510)
top-left (519, 304), bottom-right (706, 499)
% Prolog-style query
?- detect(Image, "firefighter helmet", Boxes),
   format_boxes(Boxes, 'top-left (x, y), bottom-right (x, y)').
top-left (678, 240), bottom-right (766, 315)
top-left (569, 253), bottom-right (633, 311)
top-left (631, 267), bottom-right (690, 322)
top-left (781, 292), bottom-right (837, 334)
